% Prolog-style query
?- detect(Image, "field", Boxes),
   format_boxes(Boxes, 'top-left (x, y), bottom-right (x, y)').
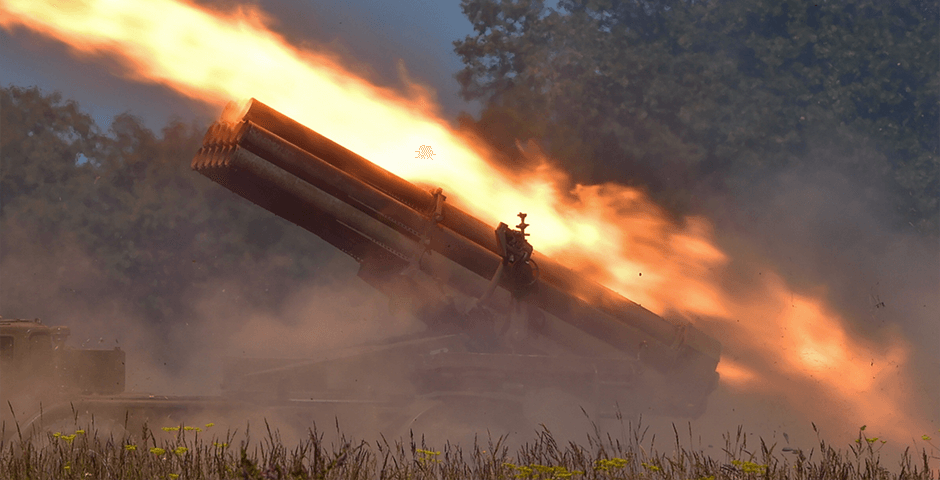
top-left (1, 413), bottom-right (936, 480)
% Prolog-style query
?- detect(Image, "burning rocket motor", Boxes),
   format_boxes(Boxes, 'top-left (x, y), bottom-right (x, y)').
top-left (192, 99), bottom-right (721, 421)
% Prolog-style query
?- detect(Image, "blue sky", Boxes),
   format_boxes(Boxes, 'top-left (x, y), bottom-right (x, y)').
top-left (0, 0), bottom-right (497, 132)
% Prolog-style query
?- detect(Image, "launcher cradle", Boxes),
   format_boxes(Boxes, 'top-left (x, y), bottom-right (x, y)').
top-left (191, 99), bottom-right (722, 428)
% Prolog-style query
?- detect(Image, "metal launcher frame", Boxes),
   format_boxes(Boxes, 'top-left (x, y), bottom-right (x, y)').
top-left (191, 99), bottom-right (721, 419)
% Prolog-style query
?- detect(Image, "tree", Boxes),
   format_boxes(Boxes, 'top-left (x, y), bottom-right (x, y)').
top-left (1, 86), bottom-right (337, 331)
top-left (453, 0), bottom-right (939, 231)
top-left (0, 86), bottom-right (100, 229)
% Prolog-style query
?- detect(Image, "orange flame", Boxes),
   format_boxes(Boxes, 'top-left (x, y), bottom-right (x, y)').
top-left (1, 0), bottom-right (928, 446)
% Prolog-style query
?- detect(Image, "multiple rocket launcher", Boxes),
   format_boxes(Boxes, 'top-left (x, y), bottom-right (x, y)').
top-left (191, 99), bottom-right (721, 413)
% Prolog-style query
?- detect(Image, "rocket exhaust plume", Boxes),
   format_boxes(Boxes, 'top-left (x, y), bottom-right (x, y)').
top-left (1, 0), bottom-right (930, 447)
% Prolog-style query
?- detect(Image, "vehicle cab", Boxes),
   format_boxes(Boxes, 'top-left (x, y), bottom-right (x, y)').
top-left (0, 317), bottom-right (125, 396)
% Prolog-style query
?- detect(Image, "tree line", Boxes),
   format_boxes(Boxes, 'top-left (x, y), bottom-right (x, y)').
top-left (453, 0), bottom-right (938, 232)
top-left (1, 0), bottom-right (936, 327)
top-left (0, 86), bottom-right (337, 328)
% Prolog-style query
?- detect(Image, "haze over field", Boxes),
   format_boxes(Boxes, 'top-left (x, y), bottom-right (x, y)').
top-left (1, 0), bottom-right (936, 465)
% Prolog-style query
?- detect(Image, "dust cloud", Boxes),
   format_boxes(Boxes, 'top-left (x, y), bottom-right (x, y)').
top-left (668, 158), bottom-right (940, 463)
top-left (0, 215), bottom-right (425, 444)
top-left (1, 124), bottom-right (935, 469)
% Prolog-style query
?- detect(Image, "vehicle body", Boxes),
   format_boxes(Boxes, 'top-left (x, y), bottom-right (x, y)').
top-left (0, 317), bottom-right (125, 398)
top-left (191, 99), bottom-right (723, 441)
top-left (0, 318), bottom-right (234, 442)
top-left (2, 100), bottom-right (723, 444)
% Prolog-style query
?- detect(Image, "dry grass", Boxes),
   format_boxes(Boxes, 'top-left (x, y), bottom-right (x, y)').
top-left (0, 413), bottom-right (936, 480)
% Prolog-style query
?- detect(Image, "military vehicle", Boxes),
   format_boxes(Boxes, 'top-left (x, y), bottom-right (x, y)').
top-left (1, 317), bottom-right (125, 438)
top-left (2, 100), bottom-right (723, 444)
top-left (190, 99), bottom-right (723, 441)
top-left (0, 317), bottom-right (125, 398)
top-left (0, 317), bottom-right (233, 442)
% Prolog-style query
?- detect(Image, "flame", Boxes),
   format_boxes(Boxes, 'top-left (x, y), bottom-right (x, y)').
top-left (2, 0), bottom-right (928, 445)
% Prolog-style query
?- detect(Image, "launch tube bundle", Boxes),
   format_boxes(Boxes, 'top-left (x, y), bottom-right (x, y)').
top-left (192, 99), bottom-right (721, 417)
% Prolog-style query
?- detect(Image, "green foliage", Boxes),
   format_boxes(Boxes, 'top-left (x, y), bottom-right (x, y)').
top-left (0, 85), bottom-right (337, 333)
top-left (0, 86), bottom-right (99, 219)
top-left (454, 0), bottom-right (938, 231)
top-left (0, 420), bottom-right (934, 479)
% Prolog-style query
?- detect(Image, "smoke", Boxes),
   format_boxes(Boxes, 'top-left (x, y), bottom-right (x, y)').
top-left (10, 133), bottom-right (931, 458)
top-left (472, 136), bottom-right (938, 461)
top-left (712, 164), bottom-right (939, 397)
top-left (1, 0), bottom-right (933, 462)
top-left (0, 214), bottom-right (381, 422)
top-left (0, 219), bottom-right (160, 427)
top-left (663, 149), bottom-right (940, 460)
top-left (0, 204), bottom-right (558, 446)
top-left (0, 220), bottom-right (152, 348)
top-left (154, 258), bottom-right (426, 396)
top-left (723, 169), bottom-right (936, 339)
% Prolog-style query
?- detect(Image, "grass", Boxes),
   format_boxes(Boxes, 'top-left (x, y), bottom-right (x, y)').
top-left (0, 414), bottom-right (936, 479)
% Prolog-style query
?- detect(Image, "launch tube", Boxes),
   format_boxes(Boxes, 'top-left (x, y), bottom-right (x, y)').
top-left (223, 99), bottom-right (502, 249)
top-left (198, 101), bottom-right (721, 372)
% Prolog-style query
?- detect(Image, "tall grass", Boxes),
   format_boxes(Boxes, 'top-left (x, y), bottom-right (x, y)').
top-left (0, 415), bottom-right (936, 479)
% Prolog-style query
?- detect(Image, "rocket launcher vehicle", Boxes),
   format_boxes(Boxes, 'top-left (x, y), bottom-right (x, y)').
top-left (192, 99), bottom-right (721, 418)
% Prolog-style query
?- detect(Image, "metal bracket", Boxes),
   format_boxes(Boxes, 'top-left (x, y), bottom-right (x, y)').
top-left (402, 188), bottom-right (446, 276)
top-left (462, 212), bottom-right (531, 314)
top-left (494, 213), bottom-right (539, 298)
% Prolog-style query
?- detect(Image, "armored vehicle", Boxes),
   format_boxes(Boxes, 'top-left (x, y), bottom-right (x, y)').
top-left (0, 317), bottom-right (232, 442)
top-left (192, 99), bottom-right (723, 441)
top-left (2, 99), bottom-right (723, 444)
top-left (0, 317), bottom-right (125, 397)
